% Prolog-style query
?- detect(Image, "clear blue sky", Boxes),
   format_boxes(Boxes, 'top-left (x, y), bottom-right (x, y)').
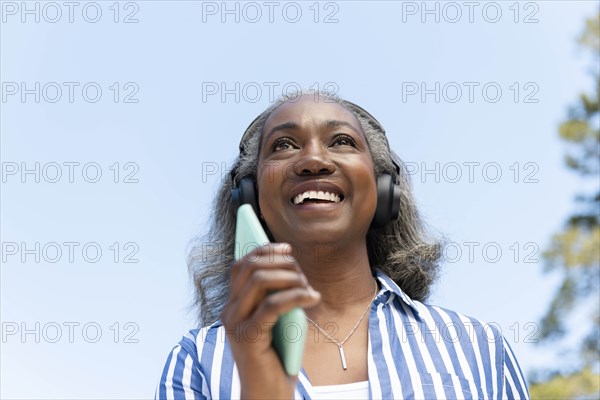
top-left (2, 1), bottom-right (598, 397)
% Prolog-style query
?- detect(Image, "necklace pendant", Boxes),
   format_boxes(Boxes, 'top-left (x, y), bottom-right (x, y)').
top-left (338, 344), bottom-right (348, 370)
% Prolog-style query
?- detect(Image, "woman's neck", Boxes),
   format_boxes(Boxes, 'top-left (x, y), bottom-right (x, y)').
top-left (295, 241), bottom-right (377, 314)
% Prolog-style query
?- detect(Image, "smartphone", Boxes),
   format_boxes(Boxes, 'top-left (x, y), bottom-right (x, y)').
top-left (234, 204), bottom-right (307, 376)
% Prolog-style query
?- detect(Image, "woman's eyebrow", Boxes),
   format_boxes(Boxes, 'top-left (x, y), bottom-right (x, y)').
top-left (322, 120), bottom-right (361, 135)
top-left (264, 122), bottom-right (299, 142)
top-left (263, 119), bottom-right (361, 143)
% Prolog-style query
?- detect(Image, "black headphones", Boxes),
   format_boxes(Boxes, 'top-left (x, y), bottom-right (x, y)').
top-left (230, 99), bottom-right (401, 229)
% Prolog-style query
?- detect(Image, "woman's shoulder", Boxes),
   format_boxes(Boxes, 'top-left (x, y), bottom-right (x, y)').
top-left (156, 323), bottom-right (231, 398)
top-left (413, 300), bottom-right (506, 344)
top-left (375, 271), bottom-right (507, 347)
top-left (175, 321), bottom-right (227, 357)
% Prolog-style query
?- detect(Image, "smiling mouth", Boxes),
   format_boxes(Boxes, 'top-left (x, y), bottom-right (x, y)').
top-left (292, 190), bottom-right (343, 205)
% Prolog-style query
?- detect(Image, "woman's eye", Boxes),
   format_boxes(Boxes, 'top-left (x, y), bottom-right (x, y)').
top-left (332, 135), bottom-right (357, 147)
top-left (272, 138), bottom-right (295, 152)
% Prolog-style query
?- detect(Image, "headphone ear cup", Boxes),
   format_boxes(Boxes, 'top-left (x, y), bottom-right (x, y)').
top-left (391, 183), bottom-right (401, 222)
top-left (231, 177), bottom-right (259, 215)
top-left (372, 174), bottom-right (401, 229)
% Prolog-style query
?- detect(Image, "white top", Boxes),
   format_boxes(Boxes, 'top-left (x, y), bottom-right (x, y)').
top-left (312, 381), bottom-right (369, 400)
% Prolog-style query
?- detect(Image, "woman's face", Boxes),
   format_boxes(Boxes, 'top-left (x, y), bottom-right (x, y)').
top-left (256, 95), bottom-right (378, 247)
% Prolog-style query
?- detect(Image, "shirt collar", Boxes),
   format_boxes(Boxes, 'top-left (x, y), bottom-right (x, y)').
top-left (373, 269), bottom-right (421, 316)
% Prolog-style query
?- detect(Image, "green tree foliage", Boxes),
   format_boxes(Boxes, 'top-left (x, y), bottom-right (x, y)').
top-left (530, 367), bottom-right (600, 399)
top-left (529, 11), bottom-right (600, 399)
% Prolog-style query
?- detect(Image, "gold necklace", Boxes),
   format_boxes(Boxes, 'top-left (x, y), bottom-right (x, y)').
top-left (305, 280), bottom-right (378, 370)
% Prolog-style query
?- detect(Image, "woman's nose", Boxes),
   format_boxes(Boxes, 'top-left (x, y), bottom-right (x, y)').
top-left (293, 143), bottom-right (336, 176)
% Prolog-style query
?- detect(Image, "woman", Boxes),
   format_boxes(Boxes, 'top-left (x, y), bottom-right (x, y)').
top-left (156, 91), bottom-right (530, 399)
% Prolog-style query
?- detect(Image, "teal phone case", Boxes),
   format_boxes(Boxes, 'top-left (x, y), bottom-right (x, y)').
top-left (234, 204), bottom-right (307, 376)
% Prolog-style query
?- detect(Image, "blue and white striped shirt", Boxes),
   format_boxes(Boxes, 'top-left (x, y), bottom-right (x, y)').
top-left (156, 271), bottom-right (529, 399)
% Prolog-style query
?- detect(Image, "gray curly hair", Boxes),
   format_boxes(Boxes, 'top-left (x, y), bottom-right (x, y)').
top-left (187, 90), bottom-right (443, 326)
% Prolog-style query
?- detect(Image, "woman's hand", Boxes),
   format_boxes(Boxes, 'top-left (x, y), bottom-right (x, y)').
top-left (221, 243), bottom-right (320, 399)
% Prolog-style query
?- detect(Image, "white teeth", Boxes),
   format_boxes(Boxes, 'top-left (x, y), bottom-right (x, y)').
top-left (293, 190), bottom-right (342, 205)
